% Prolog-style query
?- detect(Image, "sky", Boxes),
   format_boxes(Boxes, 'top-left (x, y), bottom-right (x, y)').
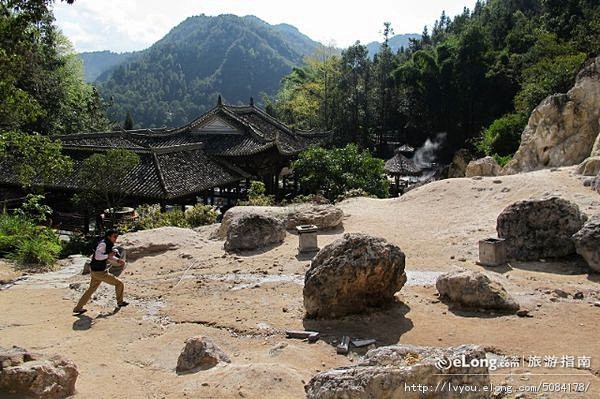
top-left (52, 0), bottom-right (475, 53)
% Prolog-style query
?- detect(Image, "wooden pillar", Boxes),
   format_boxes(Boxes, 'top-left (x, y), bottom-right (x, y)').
top-left (394, 175), bottom-right (400, 197)
top-left (83, 210), bottom-right (90, 234)
top-left (160, 200), bottom-right (166, 212)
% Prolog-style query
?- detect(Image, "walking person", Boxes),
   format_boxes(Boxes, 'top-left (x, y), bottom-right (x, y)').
top-left (73, 230), bottom-right (129, 314)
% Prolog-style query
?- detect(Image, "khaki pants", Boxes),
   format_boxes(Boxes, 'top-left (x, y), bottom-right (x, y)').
top-left (74, 270), bottom-right (124, 311)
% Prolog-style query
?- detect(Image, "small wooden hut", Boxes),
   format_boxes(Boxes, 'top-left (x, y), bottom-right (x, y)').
top-left (384, 151), bottom-right (421, 196)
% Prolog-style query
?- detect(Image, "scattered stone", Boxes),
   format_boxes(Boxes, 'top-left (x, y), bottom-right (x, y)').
top-left (0, 346), bottom-right (78, 399)
top-left (336, 336), bottom-right (350, 355)
top-left (573, 291), bottom-right (584, 300)
top-left (516, 309), bottom-right (533, 318)
top-left (224, 213), bottom-right (285, 252)
top-left (552, 289), bottom-right (569, 298)
top-left (505, 56), bottom-right (600, 174)
top-left (572, 215), bottom-right (600, 272)
top-left (306, 344), bottom-right (490, 399)
top-left (351, 339), bottom-right (376, 348)
top-left (497, 197), bottom-right (587, 260)
top-left (493, 179), bottom-right (502, 184)
top-left (465, 156), bottom-right (501, 177)
top-left (176, 337), bottom-right (230, 372)
top-left (593, 301), bottom-right (600, 307)
top-left (286, 330), bottom-right (319, 340)
top-left (304, 233), bottom-right (406, 318)
top-left (436, 269), bottom-right (519, 312)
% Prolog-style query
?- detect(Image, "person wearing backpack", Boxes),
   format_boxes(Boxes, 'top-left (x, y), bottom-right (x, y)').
top-left (73, 230), bottom-right (129, 314)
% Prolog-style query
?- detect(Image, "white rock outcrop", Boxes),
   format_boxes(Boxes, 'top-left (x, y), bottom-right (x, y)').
top-left (505, 56), bottom-right (600, 174)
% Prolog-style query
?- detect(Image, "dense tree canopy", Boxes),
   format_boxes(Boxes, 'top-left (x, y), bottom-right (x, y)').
top-left (270, 0), bottom-right (598, 162)
top-left (0, 0), bottom-right (110, 191)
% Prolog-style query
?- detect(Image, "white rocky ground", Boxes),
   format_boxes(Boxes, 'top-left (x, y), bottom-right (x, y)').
top-left (1, 166), bottom-right (599, 398)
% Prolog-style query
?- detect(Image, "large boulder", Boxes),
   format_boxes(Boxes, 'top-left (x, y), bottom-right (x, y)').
top-left (497, 197), bottom-right (587, 260)
top-left (306, 344), bottom-right (490, 399)
top-left (505, 56), bottom-right (600, 174)
top-left (217, 205), bottom-right (343, 239)
top-left (118, 227), bottom-right (184, 261)
top-left (217, 206), bottom-right (290, 239)
top-left (465, 156), bottom-right (501, 177)
top-left (0, 347), bottom-right (78, 399)
top-left (578, 111), bottom-right (600, 175)
top-left (436, 269), bottom-right (519, 312)
top-left (448, 149), bottom-right (474, 178)
top-left (224, 213), bottom-right (285, 252)
top-left (284, 204), bottom-right (343, 230)
top-left (572, 215), bottom-right (600, 273)
top-left (304, 233), bottom-right (406, 318)
top-left (176, 336), bottom-right (230, 372)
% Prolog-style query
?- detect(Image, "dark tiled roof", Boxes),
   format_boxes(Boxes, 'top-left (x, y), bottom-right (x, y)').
top-left (1, 102), bottom-right (330, 199)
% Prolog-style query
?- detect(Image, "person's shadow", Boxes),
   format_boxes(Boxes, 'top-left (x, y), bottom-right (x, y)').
top-left (72, 307), bottom-right (121, 330)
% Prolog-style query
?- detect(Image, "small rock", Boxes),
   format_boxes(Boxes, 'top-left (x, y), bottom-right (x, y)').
top-left (176, 337), bottom-right (230, 372)
top-left (573, 291), bottom-right (584, 300)
top-left (516, 309), bottom-right (533, 318)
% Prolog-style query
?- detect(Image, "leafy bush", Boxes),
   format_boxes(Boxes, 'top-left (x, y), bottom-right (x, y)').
top-left (160, 210), bottom-right (189, 228)
top-left (292, 144), bottom-right (389, 202)
top-left (10, 229), bottom-right (62, 267)
top-left (185, 204), bottom-right (218, 227)
top-left (238, 181), bottom-right (275, 206)
top-left (477, 113), bottom-right (527, 157)
top-left (15, 194), bottom-right (52, 224)
top-left (0, 213), bottom-right (36, 254)
top-left (493, 154), bottom-right (513, 167)
top-left (134, 204), bottom-right (190, 230)
top-left (134, 204), bottom-right (163, 230)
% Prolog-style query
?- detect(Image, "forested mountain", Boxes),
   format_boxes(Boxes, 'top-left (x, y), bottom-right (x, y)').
top-left (270, 0), bottom-right (599, 163)
top-left (96, 14), bottom-right (321, 128)
top-left (366, 33), bottom-right (420, 57)
top-left (79, 51), bottom-right (135, 82)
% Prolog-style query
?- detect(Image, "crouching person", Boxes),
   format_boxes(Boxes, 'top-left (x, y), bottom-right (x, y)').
top-left (73, 230), bottom-right (129, 314)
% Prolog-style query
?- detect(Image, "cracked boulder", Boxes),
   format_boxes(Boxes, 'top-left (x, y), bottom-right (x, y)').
top-left (304, 233), bottom-right (406, 318)
top-left (306, 344), bottom-right (490, 399)
top-left (224, 213), bottom-right (286, 252)
top-left (436, 269), bottom-right (519, 312)
top-left (572, 215), bottom-right (600, 273)
top-left (0, 346), bottom-right (78, 399)
top-left (176, 337), bottom-right (230, 372)
top-left (497, 197), bottom-right (587, 260)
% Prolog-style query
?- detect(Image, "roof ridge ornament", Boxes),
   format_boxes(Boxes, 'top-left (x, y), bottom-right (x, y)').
top-left (217, 94), bottom-right (223, 107)
top-left (249, 96), bottom-right (254, 106)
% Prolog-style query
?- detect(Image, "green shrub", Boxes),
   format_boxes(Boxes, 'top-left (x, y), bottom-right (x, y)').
top-left (335, 188), bottom-right (375, 202)
top-left (238, 181), bottom-right (275, 206)
top-left (289, 194), bottom-right (330, 205)
top-left (15, 194), bottom-right (52, 224)
top-left (10, 228), bottom-right (61, 267)
top-left (492, 154), bottom-right (513, 167)
top-left (135, 204), bottom-right (163, 230)
top-left (0, 213), bottom-right (35, 254)
top-left (477, 113), bottom-right (527, 156)
top-left (160, 210), bottom-right (190, 228)
top-left (185, 204), bottom-right (218, 227)
top-left (292, 144), bottom-right (389, 202)
top-left (134, 204), bottom-right (192, 230)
